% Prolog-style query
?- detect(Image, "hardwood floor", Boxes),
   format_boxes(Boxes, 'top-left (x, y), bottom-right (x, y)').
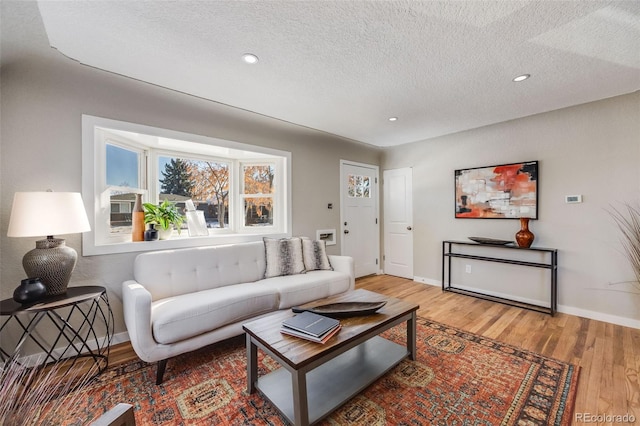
top-left (107, 275), bottom-right (640, 424)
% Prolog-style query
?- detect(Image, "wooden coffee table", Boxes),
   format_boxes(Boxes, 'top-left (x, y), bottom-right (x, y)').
top-left (243, 289), bottom-right (419, 426)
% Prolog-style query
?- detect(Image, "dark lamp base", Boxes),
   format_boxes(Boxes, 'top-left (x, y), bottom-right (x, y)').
top-left (22, 237), bottom-right (77, 296)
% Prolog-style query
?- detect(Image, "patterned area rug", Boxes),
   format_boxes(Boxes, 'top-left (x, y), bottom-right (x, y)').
top-left (48, 318), bottom-right (579, 425)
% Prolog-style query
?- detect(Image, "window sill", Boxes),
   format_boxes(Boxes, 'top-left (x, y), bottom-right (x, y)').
top-left (82, 231), bottom-right (289, 256)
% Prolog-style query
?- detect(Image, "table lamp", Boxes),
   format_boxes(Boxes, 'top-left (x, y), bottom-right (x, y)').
top-left (7, 191), bottom-right (91, 296)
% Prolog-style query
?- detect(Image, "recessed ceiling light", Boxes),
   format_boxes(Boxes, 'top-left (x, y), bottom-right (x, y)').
top-left (513, 74), bottom-right (530, 82)
top-left (388, 117), bottom-right (398, 122)
top-left (242, 53), bottom-right (259, 64)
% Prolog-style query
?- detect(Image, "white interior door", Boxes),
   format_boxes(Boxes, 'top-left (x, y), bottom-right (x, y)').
top-left (340, 161), bottom-right (379, 278)
top-left (383, 167), bottom-right (413, 279)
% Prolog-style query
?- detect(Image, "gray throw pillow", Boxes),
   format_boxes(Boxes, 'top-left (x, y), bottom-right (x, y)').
top-left (302, 238), bottom-right (333, 271)
top-left (263, 237), bottom-right (306, 278)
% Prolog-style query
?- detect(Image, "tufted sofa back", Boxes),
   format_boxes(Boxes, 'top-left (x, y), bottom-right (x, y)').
top-left (133, 241), bottom-right (267, 301)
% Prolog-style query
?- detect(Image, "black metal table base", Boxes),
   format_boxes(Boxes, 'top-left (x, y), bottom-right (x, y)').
top-left (442, 241), bottom-right (558, 316)
top-left (0, 286), bottom-right (114, 381)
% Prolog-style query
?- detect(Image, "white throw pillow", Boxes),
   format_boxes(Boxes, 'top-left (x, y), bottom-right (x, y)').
top-left (302, 238), bottom-right (333, 271)
top-left (263, 237), bottom-right (306, 278)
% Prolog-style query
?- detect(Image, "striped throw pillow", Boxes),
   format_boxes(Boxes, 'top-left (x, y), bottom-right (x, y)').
top-left (302, 238), bottom-right (333, 271)
top-left (263, 237), bottom-right (306, 278)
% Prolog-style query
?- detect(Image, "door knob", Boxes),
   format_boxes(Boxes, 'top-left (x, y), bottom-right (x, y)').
top-left (344, 230), bottom-right (350, 234)
top-left (407, 226), bottom-right (412, 231)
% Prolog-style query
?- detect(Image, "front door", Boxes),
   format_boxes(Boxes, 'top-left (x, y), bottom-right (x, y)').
top-left (340, 161), bottom-right (379, 278)
top-left (383, 167), bottom-right (413, 279)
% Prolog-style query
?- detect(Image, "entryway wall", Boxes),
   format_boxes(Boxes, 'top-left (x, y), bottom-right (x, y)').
top-left (380, 92), bottom-right (640, 328)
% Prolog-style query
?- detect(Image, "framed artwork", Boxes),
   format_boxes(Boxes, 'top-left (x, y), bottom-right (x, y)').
top-left (455, 161), bottom-right (538, 219)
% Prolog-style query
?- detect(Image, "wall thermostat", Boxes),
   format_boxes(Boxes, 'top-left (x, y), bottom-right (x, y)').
top-left (565, 195), bottom-right (583, 203)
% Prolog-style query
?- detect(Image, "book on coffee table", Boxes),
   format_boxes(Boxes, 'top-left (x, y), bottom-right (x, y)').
top-left (280, 323), bottom-right (342, 344)
top-left (281, 311), bottom-right (341, 343)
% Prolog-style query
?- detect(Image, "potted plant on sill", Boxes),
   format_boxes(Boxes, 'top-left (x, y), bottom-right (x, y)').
top-left (143, 199), bottom-right (185, 240)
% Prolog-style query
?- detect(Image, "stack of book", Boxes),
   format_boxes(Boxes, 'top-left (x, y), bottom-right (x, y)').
top-left (281, 311), bottom-right (341, 343)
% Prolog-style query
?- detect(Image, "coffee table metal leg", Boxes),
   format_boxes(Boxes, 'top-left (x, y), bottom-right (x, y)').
top-left (291, 369), bottom-right (309, 426)
top-left (246, 334), bottom-right (258, 394)
top-left (407, 311), bottom-right (417, 361)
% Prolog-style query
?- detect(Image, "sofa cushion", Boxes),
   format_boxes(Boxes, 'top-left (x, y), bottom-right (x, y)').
top-left (263, 237), bottom-right (306, 278)
top-left (151, 283), bottom-right (279, 345)
top-left (134, 241), bottom-right (267, 301)
top-left (302, 239), bottom-right (333, 271)
top-left (261, 270), bottom-right (352, 309)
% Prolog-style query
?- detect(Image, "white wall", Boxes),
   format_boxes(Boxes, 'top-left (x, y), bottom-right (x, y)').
top-left (382, 91), bottom-right (640, 327)
top-left (0, 3), bottom-right (380, 341)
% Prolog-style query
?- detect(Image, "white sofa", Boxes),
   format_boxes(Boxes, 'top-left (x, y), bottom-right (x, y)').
top-left (122, 240), bottom-right (355, 384)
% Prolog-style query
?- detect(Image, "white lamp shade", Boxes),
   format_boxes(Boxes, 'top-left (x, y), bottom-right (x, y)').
top-left (7, 192), bottom-right (91, 238)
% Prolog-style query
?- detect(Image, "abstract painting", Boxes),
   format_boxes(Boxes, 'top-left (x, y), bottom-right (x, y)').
top-left (455, 161), bottom-right (538, 219)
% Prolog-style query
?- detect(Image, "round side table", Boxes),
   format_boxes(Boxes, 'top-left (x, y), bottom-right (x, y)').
top-left (0, 286), bottom-right (114, 379)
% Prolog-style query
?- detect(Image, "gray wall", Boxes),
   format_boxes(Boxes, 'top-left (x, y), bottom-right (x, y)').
top-left (0, 3), bottom-right (380, 339)
top-left (2, 2), bottom-right (638, 350)
top-left (382, 91), bottom-right (640, 326)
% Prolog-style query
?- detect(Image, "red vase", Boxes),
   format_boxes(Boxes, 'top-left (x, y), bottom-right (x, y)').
top-left (515, 217), bottom-right (534, 248)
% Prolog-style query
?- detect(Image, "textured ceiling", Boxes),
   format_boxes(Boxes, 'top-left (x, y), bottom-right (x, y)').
top-left (36, 1), bottom-right (640, 147)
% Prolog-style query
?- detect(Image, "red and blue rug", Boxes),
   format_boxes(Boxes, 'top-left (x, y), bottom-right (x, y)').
top-left (48, 317), bottom-right (579, 425)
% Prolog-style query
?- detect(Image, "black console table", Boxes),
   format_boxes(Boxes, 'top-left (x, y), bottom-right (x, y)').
top-left (0, 286), bottom-right (114, 379)
top-left (442, 241), bottom-right (558, 316)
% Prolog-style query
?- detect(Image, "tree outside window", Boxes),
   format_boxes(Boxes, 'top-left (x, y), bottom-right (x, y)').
top-left (187, 160), bottom-right (230, 229)
top-left (243, 165), bottom-right (275, 226)
top-left (160, 158), bottom-right (193, 197)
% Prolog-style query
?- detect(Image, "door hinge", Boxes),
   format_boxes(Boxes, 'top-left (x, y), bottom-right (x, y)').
top-left (375, 177), bottom-right (378, 184)
top-left (375, 218), bottom-right (378, 224)
top-left (376, 258), bottom-right (378, 265)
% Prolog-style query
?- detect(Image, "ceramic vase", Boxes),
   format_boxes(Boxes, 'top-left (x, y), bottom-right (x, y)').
top-left (13, 278), bottom-right (48, 304)
top-left (515, 217), bottom-right (534, 248)
top-left (144, 223), bottom-right (159, 241)
top-left (158, 227), bottom-right (173, 240)
top-left (132, 194), bottom-right (145, 242)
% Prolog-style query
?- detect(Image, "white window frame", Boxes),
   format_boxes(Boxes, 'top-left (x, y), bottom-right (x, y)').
top-left (152, 149), bottom-right (235, 234)
top-left (95, 134), bottom-right (148, 247)
top-left (239, 162), bottom-right (278, 231)
top-left (82, 115), bottom-right (291, 256)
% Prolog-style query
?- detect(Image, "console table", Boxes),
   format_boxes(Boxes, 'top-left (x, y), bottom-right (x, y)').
top-left (442, 241), bottom-right (558, 315)
top-left (0, 286), bottom-right (114, 378)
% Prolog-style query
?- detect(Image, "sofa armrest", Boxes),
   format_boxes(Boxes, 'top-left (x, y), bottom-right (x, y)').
top-left (122, 280), bottom-right (157, 362)
top-left (328, 255), bottom-right (355, 291)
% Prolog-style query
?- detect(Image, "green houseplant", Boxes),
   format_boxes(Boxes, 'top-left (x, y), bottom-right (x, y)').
top-left (143, 199), bottom-right (185, 239)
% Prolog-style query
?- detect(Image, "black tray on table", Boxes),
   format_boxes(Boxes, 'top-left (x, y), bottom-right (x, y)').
top-left (468, 237), bottom-right (514, 245)
top-left (291, 301), bottom-right (387, 318)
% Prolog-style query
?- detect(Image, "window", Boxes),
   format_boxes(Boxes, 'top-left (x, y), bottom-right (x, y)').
top-left (348, 174), bottom-right (371, 198)
top-left (82, 115), bottom-right (291, 255)
top-left (242, 164), bottom-right (275, 227)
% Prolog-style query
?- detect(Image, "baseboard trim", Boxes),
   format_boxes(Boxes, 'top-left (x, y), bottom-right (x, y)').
top-left (557, 305), bottom-right (640, 329)
top-left (413, 276), bottom-right (640, 329)
top-left (414, 276), bottom-right (440, 287)
top-left (6, 331), bottom-right (131, 367)
top-left (111, 330), bottom-right (131, 346)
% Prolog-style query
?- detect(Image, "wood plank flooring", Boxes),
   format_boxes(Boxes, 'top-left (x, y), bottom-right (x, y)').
top-left (107, 275), bottom-right (640, 424)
